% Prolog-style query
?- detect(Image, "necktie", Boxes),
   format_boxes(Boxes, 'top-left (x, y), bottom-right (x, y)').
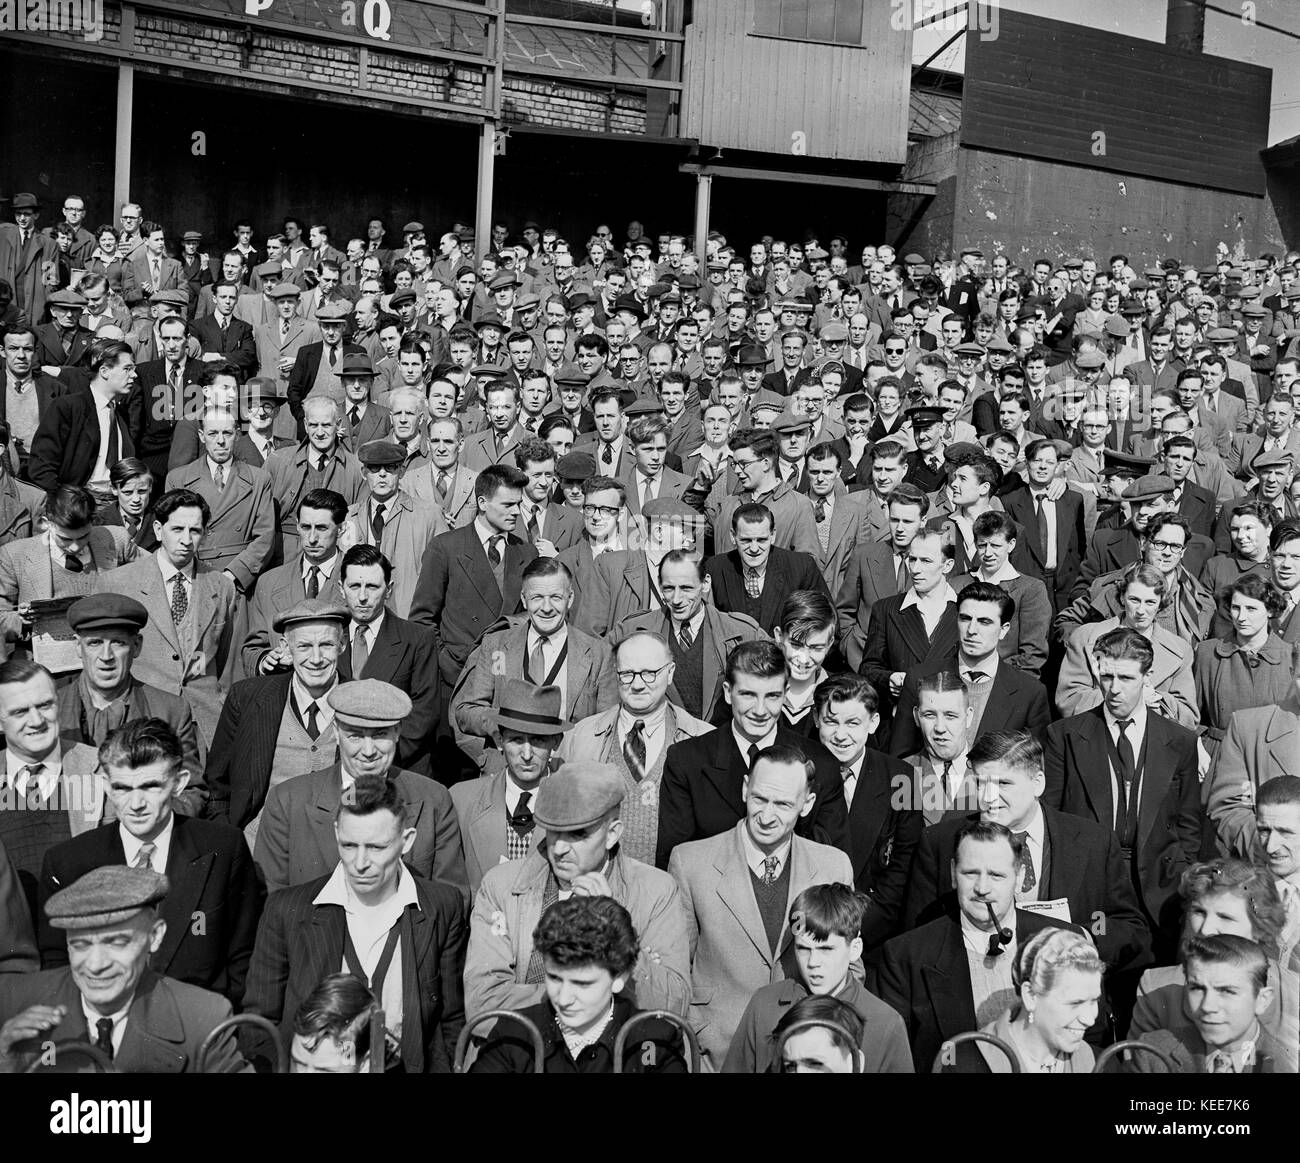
top-left (487, 534), bottom-right (503, 569)
top-left (744, 567), bottom-right (762, 599)
top-left (529, 633), bottom-right (549, 683)
top-left (20, 229), bottom-right (30, 247)
top-left (214, 463), bottom-right (225, 492)
top-left (306, 566), bottom-right (320, 599)
top-left (133, 842), bottom-right (156, 871)
top-left (434, 470), bottom-right (449, 504)
top-left (1012, 830), bottom-right (1036, 892)
top-left (509, 790), bottom-right (534, 836)
top-left (525, 506), bottom-right (539, 542)
top-left (281, 320), bottom-right (290, 340)
top-left (352, 625), bottom-right (369, 677)
top-left (624, 719), bottom-right (647, 783)
top-left (841, 764), bottom-right (856, 809)
top-left (641, 478), bottom-right (654, 509)
top-left (813, 496), bottom-right (827, 523)
top-left (762, 854), bottom-right (780, 885)
top-left (964, 670), bottom-right (987, 685)
top-left (678, 620), bottom-right (694, 650)
top-left (926, 454), bottom-right (940, 473)
top-left (64, 551), bottom-right (84, 573)
top-left (151, 260), bottom-right (160, 286)
top-left (1114, 719), bottom-right (1135, 840)
top-left (601, 443), bottom-right (613, 466)
top-left (1209, 1051), bottom-right (1235, 1074)
top-left (316, 453), bottom-right (327, 474)
top-left (105, 404), bottom-right (120, 467)
top-left (219, 314), bottom-right (228, 334)
top-left (747, 742), bottom-right (760, 770)
top-left (372, 503), bottom-right (386, 542)
top-left (327, 345), bottom-right (338, 369)
top-left (17, 763), bottom-right (45, 799)
top-left (1034, 493), bottom-right (1050, 564)
top-left (895, 556), bottom-right (909, 591)
top-left (168, 364), bottom-right (181, 421)
top-left (170, 572), bottom-right (188, 624)
top-left (941, 759), bottom-right (953, 800)
top-left (304, 701), bottom-right (320, 741)
top-left (95, 1017), bottom-right (115, 1062)
top-left (349, 405), bottom-right (361, 429)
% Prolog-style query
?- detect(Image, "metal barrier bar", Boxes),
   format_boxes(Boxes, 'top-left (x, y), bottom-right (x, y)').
top-left (1092, 1039), bottom-right (1178, 1074)
top-left (24, 1041), bottom-right (117, 1073)
top-left (198, 1013), bottom-right (287, 1074)
top-left (931, 1030), bottom-right (1023, 1073)
top-left (454, 1009), bottom-right (545, 1073)
top-left (611, 1009), bottom-right (701, 1073)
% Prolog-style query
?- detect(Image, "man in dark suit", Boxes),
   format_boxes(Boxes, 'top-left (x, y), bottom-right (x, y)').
top-left (1156, 433), bottom-right (1217, 540)
top-left (409, 464), bottom-right (539, 687)
top-left (0, 193), bottom-right (61, 327)
top-left (285, 302), bottom-right (364, 436)
top-left (888, 581), bottom-right (1052, 757)
top-left (336, 543), bottom-right (442, 775)
top-left (37, 718), bottom-right (263, 1005)
top-left (1043, 627), bottom-right (1201, 956)
top-left (656, 639), bottom-right (850, 868)
top-left (861, 527), bottom-right (959, 713)
top-left (1000, 438), bottom-right (1088, 611)
top-left (705, 502), bottom-right (829, 636)
top-left (189, 281), bottom-right (257, 379)
top-left (813, 674), bottom-right (920, 950)
top-left (902, 730), bottom-right (1151, 974)
top-left (870, 819), bottom-right (1079, 1071)
top-left (34, 289), bottom-right (94, 372)
top-left (336, 353), bottom-right (392, 450)
top-left (126, 317), bottom-right (205, 489)
top-left (29, 339), bottom-right (136, 495)
top-left (1, 325), bottom-right (66, 481)
top-left (241, 772), bottom-right (466, 1073)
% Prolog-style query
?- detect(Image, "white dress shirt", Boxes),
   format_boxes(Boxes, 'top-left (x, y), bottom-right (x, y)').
top-left (292, 674), bottom-right (337, 740)
top-left (6, 748), bottom-right (62, 800)
top-left (1027, 487), bottom-right (1059, 569)
top-left (618, 703), bottom-right (668, 774)
top-left (88, 384), bottom-right (118, 486)
top-left (901, 583), bottom-right (959, 638)
top-left (841, 750), bottom-right (866, 810)
top-left (82, 996), bottom-right (133, 1058)
top-left (1103, 703), bottom-right (1148, 829)
top-left (302, 552), bottom-right (339, 588)
top-left (119, 814), bottom-right (175, 874)
top-left (732, 724), bottom-right (778, 768)
top-left (526, 623), bottom-right (569, 710)
top-left (740, 818), bottom-right (792, 880)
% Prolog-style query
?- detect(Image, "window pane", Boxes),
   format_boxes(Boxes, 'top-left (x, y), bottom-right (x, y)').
top-left (752, 0), bottom-right (781, 36)
top-left (807, 0), bottom-right (835, 42)
top-left (834, 0), bottom-right (864, 45)
top-left (780, 0), bottom-right (810, 39)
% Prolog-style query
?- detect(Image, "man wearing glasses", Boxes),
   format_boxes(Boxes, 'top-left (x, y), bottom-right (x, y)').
top-left (116, 203), bottom-right (147, 263)
top-left (45, 194), bottom-right (96, 269)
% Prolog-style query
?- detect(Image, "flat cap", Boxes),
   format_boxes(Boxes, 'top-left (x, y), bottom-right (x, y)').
top-left (516, 292), bottom-right (541, 309)
top-left (771, 406), bottom-right (813, 434)
top-left (328, 678), bottom-right (412, 727)
top-left (557, 451), bottom-right (597, 481)
top-left (644, 281), bottom-right (672, 301)
top-left (903, 252), bottom-right (926, 265)
top-left (642, 496), bottom-right (702, 523)
top-left (255, 260), bottom-right (283, 278)
top-left (819, 320), bottom-right (849, 342)
top-left (750, 400), bottom-right (785, 418)
top-left (533, 762), bottom-right (624, 831)
top-left (1207, 326), bottom-right (1239, 342)
top-left (181, 230), bottom-right (203, 243)
top-left (943, 441), bottom-right (986, 464)
top-left (565, 290), bottom-right (596, 310)
top-left (316, 302), bottom-right (351, 323)
top-left (1242, 304), bottom-right (1269, 318)
top-left (149, 289), bottom-right (188, 308)
top-left (67, 593), bottom-right (148, 635)
top-left (339, 352), bottom-right (376, 377)
top-left (906, 405), bottom-right (945, 427)
top-left (1102, 449), bottom-right (1155, 477)
top-left (953, 342), bottom-right (985, 358)
top-left (358, 440), bottom-right (405, 467)
top-left (985, 334), bottom-right (1015, 354)
top-left (45, 866), bottom-right (169, 931)
top-left (1074, 349), bottom-right (1105, 369)
top-left (1103, 315), bottom-right (1132, 338)
top-left (266, 283), bottom-right (301, 301)
top-left (959, 246), bottom-right (984, 258)
top-left (1063, 258), bottom-right (1084, 269)
top-left (805, 246), bottom-right (828, 261)
top-left (402, 221), bottom-right (425, 234)
top-left (272, 597), bottom-right (350, 634)
top-left (1120, 298), bottom-right (1148, 317)
top-left (489, 271), bottom-right (519, 292)
top-left (1252, 448), bottom-right (1294, 471)
top-left (387, 289), bottom-right (418, 308)
top-left (735, 343), bottom-right (771, 367)
top-left (677, 273), bottom-right (701, 290)
top-left (706, 258), bottom-right (728, 272)
top-left (470, 363), bottom-right (507, 380)
top-left (11, 192), bottom-right (40, 211)
top-left (1239, 287), bottom-right (1262, 302)
top-left (625, 397), bottom-right (664, 417)
top-left (46, 288), bottom-right (87, 308)
top-left (1123, 473), bottom-right (1176, 501)
top-left (553, 363), bottom-right (589, 388)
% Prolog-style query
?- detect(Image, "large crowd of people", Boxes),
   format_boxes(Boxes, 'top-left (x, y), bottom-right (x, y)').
top-left (0, 194), bottom-right (1297, 1074)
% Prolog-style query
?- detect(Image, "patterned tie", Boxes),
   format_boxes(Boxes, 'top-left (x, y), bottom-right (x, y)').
top-left (525, 505), bottom-right (539, 543)
top-left (352, 625), bottom-right (369, 677)
top-left (170, 572), bottom-right (188, 624)
top-left (95, 1017), bottom-right (115, 1062)
top-left (678, 619), bottom-right (694, 650)
top-left (1012, 830), bottom-right (1036, 892)
top-left (601, 442), bottom-right (613, 466)
top-left (1209, 1051), bottom-right (1235, 1074)
top-left (306, 566), bottom-right (320, 599)
top-left (841, 764), bottom-right (856, 809)
top-left (624, 719), bottom-right (647, 783)
top-left (64, 552), bottom-right (84, 573)
top-left (744, 568), bottom-right (762, 599)
top-left (509, 790), bottom-right (534, 837)
top-left (213, 463), bottom-right (225, 492)
top-left (168, 363), bottom-right (181, 421)
top-left (964, 670), bottom-right (988, 685)
top-left (434, 470), bottom-right (449, 504)
top-left (17, 763), bottom-right (45, 800)
top-left (762, 855), bottom-right (780, 885)
top-left (133, 842), bottom-right (156, 871)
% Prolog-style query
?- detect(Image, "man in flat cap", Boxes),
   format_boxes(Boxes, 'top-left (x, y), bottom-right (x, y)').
top-left (38, 718), bottom-right (261, 1006)
top-left (286, 301), bottom-right (363, 440)
top-left (206, 598), bottom-right (348, 845)
top-left (0, 865), bottom-right (247, 1072)
top-left (255, 678), bottom-right (466, 897)
top-left (240, 260), bottom-right (290, 329)
top-left (465, 760), bottom-right (690, 1024)
top-left (243, 771), bottom-right (465, 1073)
top-left (451, 679), bottom-right (568, 895)
top-left (34, 288), bottom-right (94, 374)
top-left (452, 556), bottom-right (615, 768)
top-left (0, 193), bottom-right (61, 327)
top-left (55, 593), bottom-right (203, 810)
top-left (165, 403), bottom-right (277, 596)
top-left (253, 282), bottom-right (321, 441)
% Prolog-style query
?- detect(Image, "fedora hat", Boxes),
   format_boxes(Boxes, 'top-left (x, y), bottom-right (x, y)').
top-left (487, 678), bottom-right (573, 736)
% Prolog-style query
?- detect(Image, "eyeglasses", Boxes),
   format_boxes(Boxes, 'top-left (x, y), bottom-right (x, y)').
top-left (1148, 540), bottom-right (1186, 553)
top-left (616, 662), bottom-right (673, 686)
top-left (884, 346), bottom-right (906, 355)
top-left (581, 504), bottom-right (620, 517)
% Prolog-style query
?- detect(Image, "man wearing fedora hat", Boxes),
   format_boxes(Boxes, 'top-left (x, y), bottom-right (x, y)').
top-left (336, 352), bottom-right (392, 450)
top-left (465, 760), bottom-right (690, 1023)
top-left (451, 678), bottom-right (569, 895)
top-left (452, 556), bottom-right (615, 767)
top-left (235, 378), bottom-right (296, 468)
top-left (0, 865), bottom-right (248, 1072)
top-left (0, 193), bottom-right (61, 327)
top-left (255, 678), bottom-right (466, 897)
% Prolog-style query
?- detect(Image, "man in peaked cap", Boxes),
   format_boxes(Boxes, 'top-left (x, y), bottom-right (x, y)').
top-left (287, 299), bottom-right (364, 437)
top-left (465, 759), bottom-right (691, 1025)
top-left (0, 865), bottom-right (248, 1072)
top-left (254, 678), bottom-right (467, 898)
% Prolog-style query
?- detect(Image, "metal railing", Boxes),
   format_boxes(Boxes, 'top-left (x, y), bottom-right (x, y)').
top-left (1093, 1039), bottom-right (1178, 1074)
top-left (612, 1008), bottom-right (701, 1072)
top-left (24, 1041), bottom-right (117, 1073)
top-left (454, 1009), bottom-right (546, 1073)
top-left (198, 1013), bottom-right (287, 1074)
top-left (932, 1030), bottom-right (1023, 1073)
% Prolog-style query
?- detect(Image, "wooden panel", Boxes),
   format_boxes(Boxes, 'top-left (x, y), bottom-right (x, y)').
top-left (683, 0), bottom-right (909, 164)
top-left (962, 10), bottom-right (1270, 196)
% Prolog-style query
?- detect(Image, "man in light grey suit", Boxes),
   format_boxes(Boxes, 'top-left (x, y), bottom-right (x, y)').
top-left (461, 381), bottom-right (528, 473)
top-left (806, 441), bottom-right (871, 599)
top-left (451, 558), bottom-right (616, 768)
top-left (96, 488), bottom-right (237, 751)
top-left (621, 413), bottom-right (692, 518)
top-left (254, 285), bottom-right (322, 441)
top-left (449, 679), bottom-right (568, 896)
top-left (254, 679), bottom-right (467, 898)
top-left (402, 416), bottom-right (480, 530)
top-left (668, 743), bottom-right (854, 1071)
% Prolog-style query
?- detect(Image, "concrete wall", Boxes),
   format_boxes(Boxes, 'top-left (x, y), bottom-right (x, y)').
top-left (889, 132), bottom-right (959, 256)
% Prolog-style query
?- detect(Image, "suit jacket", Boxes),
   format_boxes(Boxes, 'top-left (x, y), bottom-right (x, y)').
top-left (409, 523), bottom-right (538, 686)
top-left (253, 317), bottom-right (322, 401)
top-left (402, 462), bottom-right (479, 529)
top-left (667, 822), bottom-right (854, 1069)
top-left (1204, 701), bottom-right (1300, 859)
top-left (339, 402), bottom-right (392, 450)
top-left (1173, 479), bottom-right (1218, 540)
top-left (1000, 484), bottom-right (1087, 595)
top-left (254, 762), bottom-right (467, 897)
top-left (870, 908), bottom-right (1073, 1072)
top-left (462, 423), bottom-right (529, 473)
top-left (126, 357), bottom-right (203, 483)
top-left (577, 548), bottom-right (661, 638)
top-left (37, 814), bottom-right (263, 1004)
top-left (1044, 708), bottom-right (1201, 944)
top-left (241, 870), bottom-right (466, 1073)
top-left (809, 490), bottom-right (871, 599)
top-left (232, 431), bottom-right (295, 470)
top-left (622, 466), bottom-right (692, 518)
top-left (902, 807), bottom-right (1151, 972)
top-left (704, 546), bottom-right (830, 636)
top-left (341, 489), bottom-right (447, 618)
top-left (0, 836), bottom-right (37, 974)
top-left (95, 557), bottom-right (237, 749)
top-left (889, 656), bottom-right (1051, 758)
top-left (657, 723), bottom-right (852, 868)
top-left (264, 442), bottom-right (364, 552)
top-left (122, 253), bottom-right (188, 306)
top-left (28, 384), bottom-right (135, 494)
top-left (861, 590), bottom-right (959, 704)
top-left (189, 313), bottom-right (257, 377)
top-left (33, 323), bottom-right (94, 370)
top-left (239, 554), bottom-right (319, 678)
top-left (0, 474), bottom-right (44, 548)
top-left (286, 341), bottom-right (365, 426)
top-left (450, 617), bottom-right (615, 764)
top-left (835, 539), bottom-right (904, 672)
top-left (614, 605), bottom-right (768, 722)
top-left (1132, 1013), bottom-right (1291, 1073)
top-left (448, 771), bottom-right (540, 898)
top-left (0, 966), bottom-right (244, 1073)
top-left (165, 458), bottom-right (276, 590)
